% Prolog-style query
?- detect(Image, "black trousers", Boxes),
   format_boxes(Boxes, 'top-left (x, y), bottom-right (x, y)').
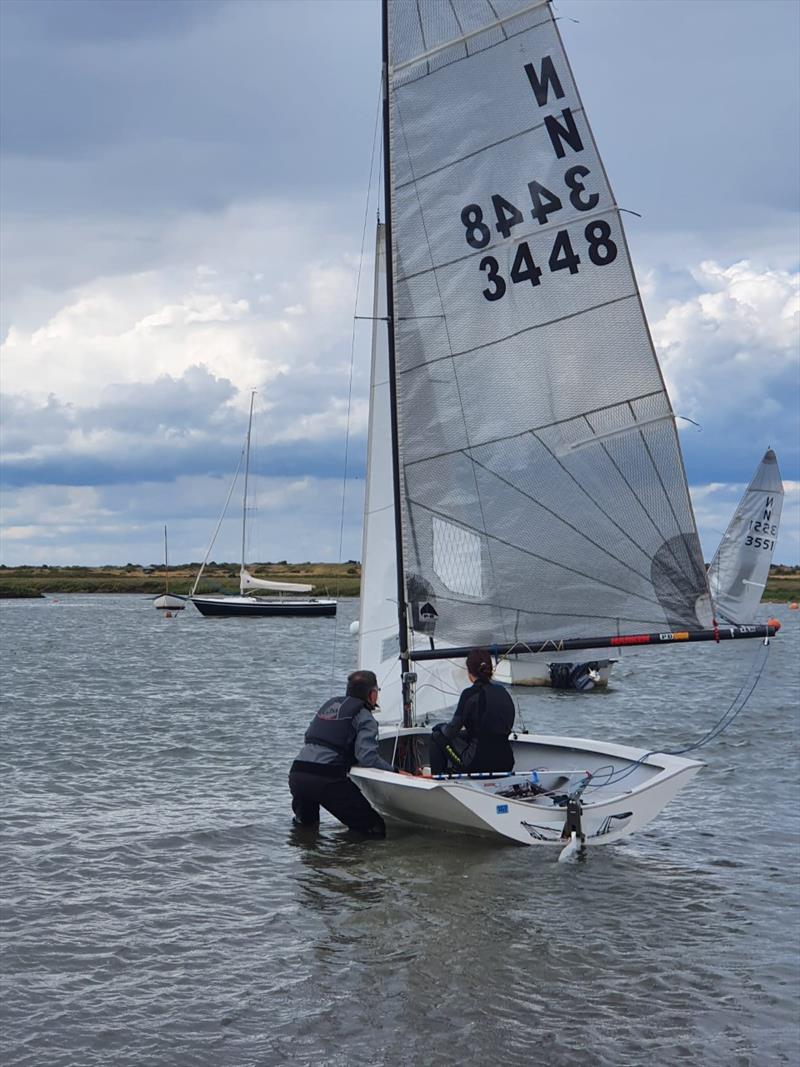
top-left (429, 730), bottom-right (474, 774)
top-left (289, 766), bottom-right (386, 837)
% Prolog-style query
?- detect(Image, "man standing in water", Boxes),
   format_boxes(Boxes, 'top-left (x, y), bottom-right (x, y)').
top-left (289, 670), bottom-right (395, 837)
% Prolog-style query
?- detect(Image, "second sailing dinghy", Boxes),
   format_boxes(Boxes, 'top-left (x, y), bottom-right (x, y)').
top-left (350, 0), bottom-right (779, 850)
top-left (707, 448), bottom-right (784, 625)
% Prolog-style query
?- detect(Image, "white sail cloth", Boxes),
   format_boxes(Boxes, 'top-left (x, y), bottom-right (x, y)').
top-left (240, 569), bottom-right (313, 594)
top-left (386, 0), bottom-right (712, 651)
top-left (707, 449), bottom-right (784, 624)
top-left (358, 224), bottom-right (464, 724)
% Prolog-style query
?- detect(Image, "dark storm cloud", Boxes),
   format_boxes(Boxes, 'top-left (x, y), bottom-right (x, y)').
top-left (1, 437), bottom-right (365, 488)
top-left (1, 0), bottom-right (379, 214)
top-left (5, 0), bottom-right (227, 43)
top-left (563, 0), bottom-right (800, 229)
top-left (80, 365), bottom-right (237, 435)
top-left (0, 365), bottom-right (366, 488)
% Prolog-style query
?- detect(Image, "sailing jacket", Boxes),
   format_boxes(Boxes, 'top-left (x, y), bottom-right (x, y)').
top-left (439, 680), bottom-right (515, 772)
top-left (293, 695), bottom-right (396, 776)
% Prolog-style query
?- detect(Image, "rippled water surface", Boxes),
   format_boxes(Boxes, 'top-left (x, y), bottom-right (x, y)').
top-left (1, 596), bottom-right (798, 1066)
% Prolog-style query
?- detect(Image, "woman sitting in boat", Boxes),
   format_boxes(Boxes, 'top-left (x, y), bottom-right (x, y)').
top-left (429, 649), bottom-right (516, 775)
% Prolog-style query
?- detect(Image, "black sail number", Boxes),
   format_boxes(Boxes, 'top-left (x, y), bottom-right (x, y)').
top-left (585, 219), bottom-right (618, 265)
top-left (461, 204), bottom-right (491, 249)
top-left (565, 165), bottom-right (600, 212)
top-left (479, 255), bottom-right (506, 301)
top-left (477, 222), bottom-right (619, 301)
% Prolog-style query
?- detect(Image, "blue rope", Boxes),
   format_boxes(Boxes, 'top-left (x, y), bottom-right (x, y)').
top-left (577, 638), bottom-right (773, 795)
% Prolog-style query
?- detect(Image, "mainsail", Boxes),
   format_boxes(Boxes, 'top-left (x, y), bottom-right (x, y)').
top-left (706, 449), bottom-right (784, 624)
top-left (385, 0), bottom-right (712, 653)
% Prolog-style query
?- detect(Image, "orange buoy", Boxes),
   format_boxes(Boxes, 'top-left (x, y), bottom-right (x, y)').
top-left (789, 603), bottom-right (798, 611)
top-left (767, 618), bottom-right (782, 632)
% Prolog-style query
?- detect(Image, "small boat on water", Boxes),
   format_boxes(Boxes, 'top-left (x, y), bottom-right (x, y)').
top-left (190, 392), bottom-right (336, 619)
top-left (349, 0), bottom-right (779, 852)
top-left (153, 525), bottom-right (187, 610)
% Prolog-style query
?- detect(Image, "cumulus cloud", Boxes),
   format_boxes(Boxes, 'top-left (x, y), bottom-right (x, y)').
top-left (651, 260), bottom-right (798, 417)
top-left (639, 260), bottom-right (800, 484)
top-left (1, 199), bottom-right (365, 410)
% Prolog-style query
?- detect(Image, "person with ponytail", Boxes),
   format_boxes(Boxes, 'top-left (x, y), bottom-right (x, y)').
top-left (428, 648), bottom-right (516, 775)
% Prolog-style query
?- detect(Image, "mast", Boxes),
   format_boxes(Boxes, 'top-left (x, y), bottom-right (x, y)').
top-left (164, 525), bottom-right (169, 595)
top-left (240, 390), bottom-right (256, 595)
top-left (381, 0), bottom-right (412, 723)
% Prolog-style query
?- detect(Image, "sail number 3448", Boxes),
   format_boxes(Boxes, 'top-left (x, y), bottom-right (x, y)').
top-left (460, 168), bottom-right (617, 302)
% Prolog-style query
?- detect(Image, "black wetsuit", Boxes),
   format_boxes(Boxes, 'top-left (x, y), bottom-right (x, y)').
top-left (430, 679), bottom-right (515, 774)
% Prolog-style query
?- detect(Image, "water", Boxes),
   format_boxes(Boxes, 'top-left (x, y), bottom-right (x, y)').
top-left (1, 596), bottom-right (798, 1066)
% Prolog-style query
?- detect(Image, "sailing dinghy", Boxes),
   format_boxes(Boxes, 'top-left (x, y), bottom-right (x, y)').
top-left (349, 0), bottom-right (779, 850)
top-left (153, 525), bottom-right (187, 610)
top-left (190, 392), bottom-right (336, 618)
top-left (707, 449), bottom-right (784, 625)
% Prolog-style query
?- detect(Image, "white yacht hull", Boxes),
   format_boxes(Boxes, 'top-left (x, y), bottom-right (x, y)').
top-left (351, 732), bottom-right (702, 847)
top-left (153, 593), bottom-right (187, 610)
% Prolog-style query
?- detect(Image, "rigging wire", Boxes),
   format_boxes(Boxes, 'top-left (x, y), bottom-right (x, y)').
top-left (329, 76), bottom-right (384, 686)
top-left (577, 637), bottom-right (773, 796)
top-left (190, 445), bottom-right (246, 596)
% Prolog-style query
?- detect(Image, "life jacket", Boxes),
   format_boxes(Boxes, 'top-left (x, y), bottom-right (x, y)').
top-left (303, 695), bottom-right (366, 767)
top-left (461, 682), bottom-right (515, 772)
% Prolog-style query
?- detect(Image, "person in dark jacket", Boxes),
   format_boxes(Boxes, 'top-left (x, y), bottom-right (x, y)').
top-left (289, 669), bottom-right (396, 836)
top-left (429, 648), bottom-right (515, 775)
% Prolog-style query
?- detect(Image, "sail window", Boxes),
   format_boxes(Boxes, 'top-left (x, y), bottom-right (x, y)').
top-left (432, 518), bottom-right (483, 597)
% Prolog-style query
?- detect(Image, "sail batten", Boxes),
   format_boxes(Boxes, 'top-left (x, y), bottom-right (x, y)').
top-left (386, 0), bottom-right (710, 650)
top-left (392, 0), bottom-right (547, 73)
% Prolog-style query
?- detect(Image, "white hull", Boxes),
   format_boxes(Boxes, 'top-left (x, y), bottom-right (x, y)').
top-left (153, 594), bottom-right (187, 610)
top-left (351, 731), bottom-right (702, 847)
top-left (493, 656), bottom-right (616, 688)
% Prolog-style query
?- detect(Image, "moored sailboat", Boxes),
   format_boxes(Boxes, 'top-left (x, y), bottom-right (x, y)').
top-left (190, 393), bottom-right (336, 618)
top-left (349, 0), bottom-right (779, 850)
top-left (153, 525), bottom-right (187, 610)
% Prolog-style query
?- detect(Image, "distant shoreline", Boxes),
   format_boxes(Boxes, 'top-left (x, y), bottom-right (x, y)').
top-left (0, 562), bottom-right (360, 600)
top-left (1, 563), bottom-right (797, 602)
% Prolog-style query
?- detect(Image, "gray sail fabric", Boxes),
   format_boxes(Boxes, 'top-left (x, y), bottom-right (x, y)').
top-left (707, 449), bottom-right (784, 625)
top-left (386, 0), bottom-right (711, 646)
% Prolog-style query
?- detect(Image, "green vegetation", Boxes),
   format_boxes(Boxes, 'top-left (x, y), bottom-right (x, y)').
top-left (0, 562), bottom-right (361, 599)
top-left (1, 562), bottom-right (796, 603)
top-left (763, 566), bottom-right (800, 603)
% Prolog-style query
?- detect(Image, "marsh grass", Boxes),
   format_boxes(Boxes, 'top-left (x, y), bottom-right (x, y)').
top-left (0, 563), bottom-right (361, 599)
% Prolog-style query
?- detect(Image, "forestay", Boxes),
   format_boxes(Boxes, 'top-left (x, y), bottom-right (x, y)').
top-left (386, 0), bottom-right (712, 650)
top-left (707, 449), bottom-right (784, 625)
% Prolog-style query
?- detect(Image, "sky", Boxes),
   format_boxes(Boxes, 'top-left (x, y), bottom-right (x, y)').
top-left (1, 0), bottom-right (798, 568)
